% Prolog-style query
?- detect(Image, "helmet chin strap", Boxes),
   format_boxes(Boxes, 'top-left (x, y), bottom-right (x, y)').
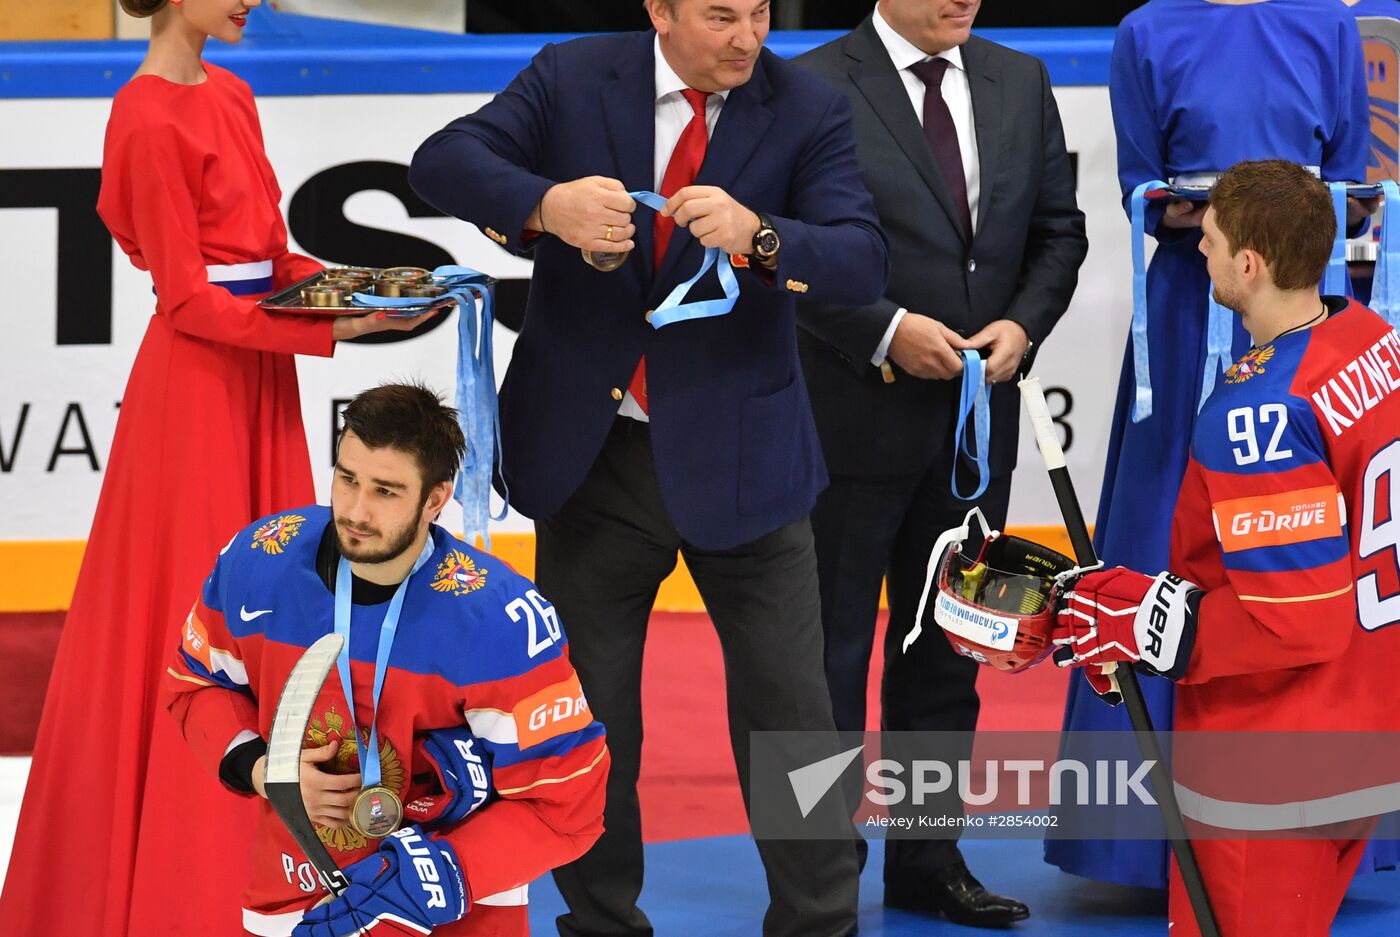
top-left (904, 507), bottom-right (999, 654)
top-left (1054, 559), bottom-right (1106, 589)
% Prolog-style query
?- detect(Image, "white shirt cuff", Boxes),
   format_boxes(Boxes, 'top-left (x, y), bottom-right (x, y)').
top-left (873, 308), bottom-right (908, 367)
top-left (617, 392), bottom-right (650, 423)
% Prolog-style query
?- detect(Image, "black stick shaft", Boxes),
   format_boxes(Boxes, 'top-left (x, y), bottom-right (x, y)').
top-left (266, 783), bottom-right (351, 896)
top-left (1021, 378), bottom-right (1220, 937)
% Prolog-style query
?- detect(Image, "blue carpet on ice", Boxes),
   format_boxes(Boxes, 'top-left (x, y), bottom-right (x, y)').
top-left (525, 835), bottom-right (1399, 935)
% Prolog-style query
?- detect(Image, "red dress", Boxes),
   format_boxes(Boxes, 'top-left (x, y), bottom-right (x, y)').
top-left (0, 63), bottom-right (334, 937)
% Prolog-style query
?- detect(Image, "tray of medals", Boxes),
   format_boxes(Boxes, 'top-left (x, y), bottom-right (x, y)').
top-left (1144, 182), bottom-right (1386, 203)
top-left (258, 266), bottom-right (464, 317)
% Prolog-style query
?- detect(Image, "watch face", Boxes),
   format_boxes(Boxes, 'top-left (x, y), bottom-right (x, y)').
top-left (756, 230), bottom-right (779, 255)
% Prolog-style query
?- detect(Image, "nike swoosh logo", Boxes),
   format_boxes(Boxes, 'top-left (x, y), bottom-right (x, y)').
top-left (240, 606), bottom-right (273, 622)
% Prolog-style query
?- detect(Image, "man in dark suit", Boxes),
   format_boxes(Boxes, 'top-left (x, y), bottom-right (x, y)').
top-left (796, 0), bottom-right (1086, 928)
top-left (409, 2), bottom-right (888, 935)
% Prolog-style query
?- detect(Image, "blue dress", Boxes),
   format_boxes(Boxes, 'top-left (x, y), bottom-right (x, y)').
top-left (1046, 0), bottom-right (1374, 888)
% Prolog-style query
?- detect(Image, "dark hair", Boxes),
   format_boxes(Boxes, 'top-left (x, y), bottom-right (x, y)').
top-left (1208, 160), bottom-right (1334, 291)
top-left (339, 383), bottom-right (465, 492)
top-left (119, 0), bottom-right (169, 17)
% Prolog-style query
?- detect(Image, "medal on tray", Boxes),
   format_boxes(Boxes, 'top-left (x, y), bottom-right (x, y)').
top-left (332, 535), bottom-right (436, 839)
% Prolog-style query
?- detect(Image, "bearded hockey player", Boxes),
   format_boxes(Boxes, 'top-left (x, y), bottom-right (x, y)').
top-left (1052, 160), bottom-right (1400, 937)
top-left (165, 383), bottom-right (609, 936)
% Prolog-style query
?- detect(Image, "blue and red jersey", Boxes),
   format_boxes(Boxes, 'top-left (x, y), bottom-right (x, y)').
top-left (1170, 299), bottom-right (1400, 732)
top-left (165, 505), bottom-right (608, 933)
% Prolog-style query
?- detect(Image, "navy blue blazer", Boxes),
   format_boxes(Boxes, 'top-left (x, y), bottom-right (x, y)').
top-left (410, 31), bottom-right (889, 549)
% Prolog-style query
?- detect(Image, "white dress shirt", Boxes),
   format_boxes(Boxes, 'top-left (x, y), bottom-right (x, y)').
top-left (619, 36), bottom-right (732, 422)
top-left (869, 4), bottom-right (981, 369)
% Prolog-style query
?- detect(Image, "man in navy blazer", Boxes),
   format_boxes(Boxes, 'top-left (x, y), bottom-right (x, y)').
top-left (410, 2), bottom-right (888, 936)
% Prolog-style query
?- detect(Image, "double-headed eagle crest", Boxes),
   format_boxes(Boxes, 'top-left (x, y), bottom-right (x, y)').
top-left (430, 549), bottom-right (488, 597)
top-left (1225, 345), bottom-right (1274, 384)
top-left (250, 514), bottom-right (306, 555)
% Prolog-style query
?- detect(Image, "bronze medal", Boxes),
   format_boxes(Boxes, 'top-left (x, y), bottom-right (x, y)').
top-left (581, 248), bottom-right (629, 272)
top-left (351, 785), bottom-right (403, 839)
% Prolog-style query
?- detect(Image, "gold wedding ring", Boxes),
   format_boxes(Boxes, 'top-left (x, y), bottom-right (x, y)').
top-left (605, 224), bottom-right (614, 242)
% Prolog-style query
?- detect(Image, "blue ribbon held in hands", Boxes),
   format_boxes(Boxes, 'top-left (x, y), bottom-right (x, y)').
top-left (952, 349), bottom-right (991, 502)
top-left (628, 190), bottom-right (741, 328)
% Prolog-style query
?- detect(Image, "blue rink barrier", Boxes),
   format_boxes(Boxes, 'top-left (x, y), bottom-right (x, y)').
top-left (0, 9), bottom-right (1113, 98)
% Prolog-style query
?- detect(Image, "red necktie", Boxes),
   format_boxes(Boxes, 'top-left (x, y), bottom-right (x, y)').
top-left (628, 88), bottom-right (710, 414)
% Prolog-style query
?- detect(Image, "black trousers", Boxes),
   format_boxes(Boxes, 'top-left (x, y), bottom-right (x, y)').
top-left (541, 419), bottom-right (859, 937)
top-left (810, 444), bottom-right (1012, 887)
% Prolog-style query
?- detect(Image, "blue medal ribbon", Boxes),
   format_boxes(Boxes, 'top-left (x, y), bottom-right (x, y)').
top-left (1372, 181), bottom-right (1400, 328)
top-left (1197, 287), bottom-right (1233, 412)
top-left (1129, 179), bottom-right (1167, 423)
top-left (952, 350), bottom-right (990, 501)
top-left (628, 190), bottom-right (741, 328)
top-left (1325, 181), bottom-right (1349, 298)
top-left (332, 535), bottom-right (435, 789)
top-left (349, 266), bottom-right (506, 549)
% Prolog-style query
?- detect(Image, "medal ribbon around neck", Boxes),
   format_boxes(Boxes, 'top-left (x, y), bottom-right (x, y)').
top-left (332, 534), bottom-right (436, 794)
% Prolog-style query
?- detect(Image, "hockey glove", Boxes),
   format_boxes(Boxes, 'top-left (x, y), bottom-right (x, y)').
top-left (1052, 567), bottom-right (1203, 682)
top-left (292, 826), bottom-right (467, 937)
top-left (403, 726), bottom-right (496, 830)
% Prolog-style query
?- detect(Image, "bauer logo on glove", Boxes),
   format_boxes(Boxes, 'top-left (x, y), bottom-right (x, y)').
top-left (292, 825), bottom-right (468, 937)
top-left (905, 507), bottom-right (1080, 673)
top-left (403, 726), bottom-right (496, 830)
top-left (1052, 567), bottom-right (1204, 682)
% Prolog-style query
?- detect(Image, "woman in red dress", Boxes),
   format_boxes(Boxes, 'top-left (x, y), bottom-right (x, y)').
top-left (0, 2), bottom-right (431, 935)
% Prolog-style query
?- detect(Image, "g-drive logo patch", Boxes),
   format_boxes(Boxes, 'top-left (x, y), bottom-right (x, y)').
top-left (933, 592), bottom-right (1015, 650)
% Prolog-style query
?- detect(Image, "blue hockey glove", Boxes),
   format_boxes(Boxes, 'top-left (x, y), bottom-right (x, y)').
top-left (404, 726), bottom-right (495, 830)
top-left (292, 826), bottom-right (467, 936)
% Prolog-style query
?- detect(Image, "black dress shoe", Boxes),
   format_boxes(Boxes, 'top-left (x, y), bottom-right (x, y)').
top-left (884, 861), bottom-right (1030, 928)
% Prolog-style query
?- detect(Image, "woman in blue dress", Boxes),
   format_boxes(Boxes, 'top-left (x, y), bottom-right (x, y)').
top-left (1046, 0), bottom-right (1374, 888)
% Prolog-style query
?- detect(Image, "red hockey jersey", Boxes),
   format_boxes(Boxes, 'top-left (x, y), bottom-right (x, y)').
top-left (166, 506), bottom-right (609, 935)
top-left (1170, 298), bottom-right (1400, 734)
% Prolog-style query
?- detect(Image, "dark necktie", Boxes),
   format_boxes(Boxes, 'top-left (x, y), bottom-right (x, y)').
top-left (909, 57), bottom-right (972, 240)
top-left (628, 88), bottom-right (711, 413)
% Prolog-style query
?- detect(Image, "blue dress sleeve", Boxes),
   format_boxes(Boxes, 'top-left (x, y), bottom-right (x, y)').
top-left (1322, 13), bottom-right (1370, 183)
top-left (1109, 18), bottom-right (1169, 236)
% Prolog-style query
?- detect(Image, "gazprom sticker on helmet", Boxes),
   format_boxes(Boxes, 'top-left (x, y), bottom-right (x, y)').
top-left (933, 591), bottom-right (1020, 651)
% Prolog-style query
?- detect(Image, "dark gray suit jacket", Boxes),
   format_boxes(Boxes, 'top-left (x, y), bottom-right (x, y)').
top-left (795, 19), bottom-right (1087, 478)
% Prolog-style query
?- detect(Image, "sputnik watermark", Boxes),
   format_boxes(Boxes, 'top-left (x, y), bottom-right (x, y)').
top-left (751, 731), bottom-right (1400, 841)
top-left (788, 745), bottom-right (1156, 818)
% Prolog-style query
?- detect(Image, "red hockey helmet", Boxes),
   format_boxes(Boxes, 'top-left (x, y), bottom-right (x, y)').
top-left (904, 508), bottom-right (1078, 674)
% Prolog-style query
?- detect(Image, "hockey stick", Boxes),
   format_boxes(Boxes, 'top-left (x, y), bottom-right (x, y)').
top-left (265, 632), bottom-right (351, 897)
top-left (1019, 376), bottom-right (1220, 937)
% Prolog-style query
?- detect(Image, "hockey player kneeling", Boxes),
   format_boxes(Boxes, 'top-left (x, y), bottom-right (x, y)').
top-left (923, 162), bottom-right (1400, 937)
top-left (166, 383), bottom-right (609, 936)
